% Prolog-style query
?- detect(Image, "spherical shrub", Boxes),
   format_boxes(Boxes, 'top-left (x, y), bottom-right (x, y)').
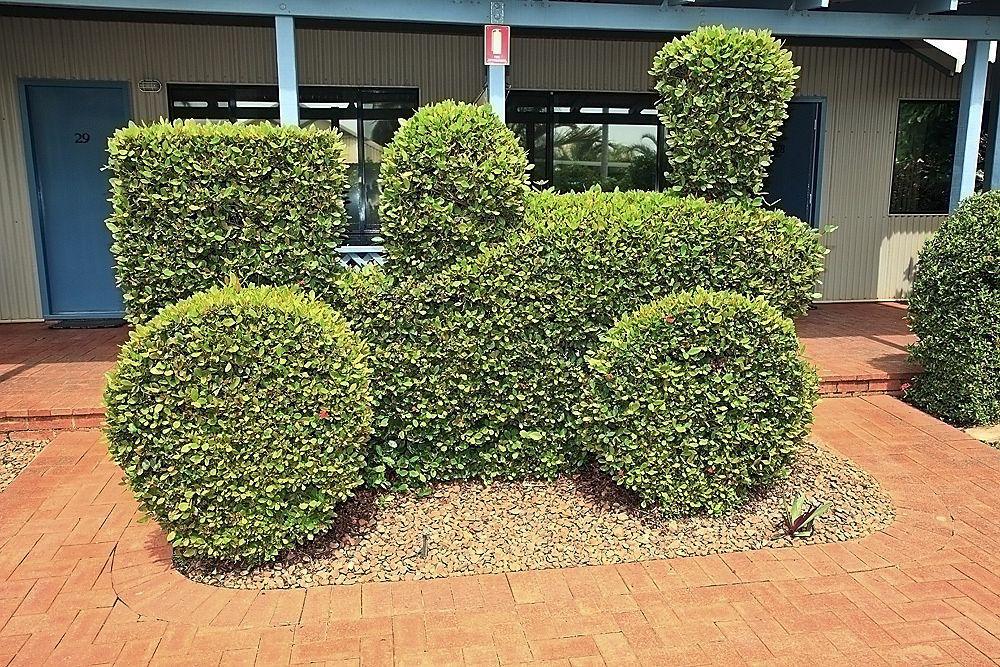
top-left (908, 190), bottom-right (1000, 426)
top-left (350, 190), bottom-right (826, 489)
top-left (378, 100), bottom-right (531, 278)
top-left (651, 25), bottom-right (798, 201)
top-left (104, 283), bottom-right (373, 563)
top-left (583, 290), bottom-right (818, 516)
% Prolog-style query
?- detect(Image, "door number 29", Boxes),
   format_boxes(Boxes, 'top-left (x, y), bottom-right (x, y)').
top-left (74, 132), bottom-right (91, 144)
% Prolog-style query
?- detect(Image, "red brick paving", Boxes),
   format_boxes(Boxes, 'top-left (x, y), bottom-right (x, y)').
top-left (796, 302), bottom-right (920, 396)
top-left (2, 395), bottom-right (1000, 665)
top-left (0, 323), bottom-right (125, 435)
top-left (0, 301), bottom-right (919, 435)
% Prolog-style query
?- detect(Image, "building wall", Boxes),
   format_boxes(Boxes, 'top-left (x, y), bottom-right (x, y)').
top-left (0, 18), bottom-right (277, 321)
top-left (796, 46), bottom-right (959, 302)
top-left (510, 37), bottom-right (960, 303)
top-left (0, 15), bottom-right (959, 320)
top-left (0, 16), bottom-right (479, 321)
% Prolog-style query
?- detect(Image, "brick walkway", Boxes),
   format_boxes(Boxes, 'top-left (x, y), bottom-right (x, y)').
top-left (0, 303), bottom-right (919, 435)
top-left (796, 302), bottom-right (919, 396)
top-left (2, 395), bottom-right (999, 665)
top-left (0, 323), bottom-right (124, 433)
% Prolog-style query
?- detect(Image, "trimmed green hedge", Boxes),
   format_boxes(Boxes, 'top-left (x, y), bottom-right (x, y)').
top-left (323, 263), bottom-right (394, 324)
top-left (651, 25), bottom-right (798, 201)
top-left (583, 290), bottom-right (818, 515)
top-left (350, 190), bottom-right (826, 487)
top-left (525, 190), bottom-right (825, 316)
top-left (907, 190), bottom-right (1000, 426)
top-left (104, 284), bottom-right (372, 563)
top-left (378, 101), bottom-right (531, 278)
top-left (106, 121), bottom-right (350, 323)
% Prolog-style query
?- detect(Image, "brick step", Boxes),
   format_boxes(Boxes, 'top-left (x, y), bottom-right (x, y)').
top-left (819, 375), bottom-right (914, 397)
top-left (0, 408), bottom-right (105, 436)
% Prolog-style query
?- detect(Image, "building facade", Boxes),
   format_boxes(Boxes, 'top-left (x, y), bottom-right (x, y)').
top-left (0, 4), bottom-right (996, 321)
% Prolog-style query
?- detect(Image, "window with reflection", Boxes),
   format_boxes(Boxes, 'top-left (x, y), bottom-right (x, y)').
top-left (168, 84), bottom-right (418, 245)
top-left (889, 100), bottom-right (959, 215)
top-left (888, 99), bottom-right (992, 215)
top-left (507, 91), bottom-right (662, 193)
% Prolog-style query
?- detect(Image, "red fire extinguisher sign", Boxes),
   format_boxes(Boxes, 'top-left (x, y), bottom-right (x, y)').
top-left (484, 24), bottom-right (510, 65)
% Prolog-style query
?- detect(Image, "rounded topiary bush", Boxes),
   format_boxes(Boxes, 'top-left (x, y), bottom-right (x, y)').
top-left (907, 190), bottom-right (1000, 426)
top-left (583, 290), bottom-right (818, 516)
top-left (104, 283), bottom-right (373, 563)
top-left (651, 25), bottom-right (798, 201)
top-left (378, 100), bottom-right (531, 278)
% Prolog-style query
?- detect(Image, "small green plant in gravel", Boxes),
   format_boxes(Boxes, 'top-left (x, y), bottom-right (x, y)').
top-left (783, 494), bottom-right (831, 538)
top-left (106, 121), bottom-right (350, 323)
top-left (378, 100), bottom-right (531, 279)
top-left (907, 190), bottom-right (1000, 426)
top-left (104, 283), bottom-right (373, 563)
top-left (345, 191), bottom-right (825, 489)
top-left (582, 290), bottom-right (818, 516)
top-left (651, 25), bottom-right (798, 202)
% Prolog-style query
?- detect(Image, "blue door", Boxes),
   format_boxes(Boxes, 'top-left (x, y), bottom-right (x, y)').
top-left (23, 82), bottom-right (129, 318)
top-left (764, 101), bottom-right (822, 225)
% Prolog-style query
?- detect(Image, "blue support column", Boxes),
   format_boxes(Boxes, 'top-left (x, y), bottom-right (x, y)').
top-left (986, 58), bottom-right (1000, 191)
top-left (950, 40), bottom-right (990, 209)
top-left (487, 64), bottom-right (506, 123)
top-left (274, 15), bottom-right (299, 126)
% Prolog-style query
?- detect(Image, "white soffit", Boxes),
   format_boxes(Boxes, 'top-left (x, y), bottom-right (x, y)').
top-left (923, 39), bottom-right (998, 72)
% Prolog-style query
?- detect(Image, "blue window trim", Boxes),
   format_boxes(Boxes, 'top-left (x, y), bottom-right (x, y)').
top-left (506, 89), bottom-right (663, 192)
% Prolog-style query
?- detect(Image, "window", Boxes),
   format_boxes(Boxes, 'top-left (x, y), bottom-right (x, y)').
top-left (168, 84), bottom-right (419, 245)
top-left (507, 91), bottom-right (662, 193)
top-left (889, 100), bottom-right (959, 215)
top-left (889, 99), bottom-right (993, 215)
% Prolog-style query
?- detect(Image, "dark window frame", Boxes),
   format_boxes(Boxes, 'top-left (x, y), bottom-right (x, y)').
top-left (506, 89), bottom-right (664, 192)
top-left (167, 83), bottom-right (419, 245)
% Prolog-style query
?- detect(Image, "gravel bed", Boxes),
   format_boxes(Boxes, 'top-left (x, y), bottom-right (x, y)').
top-left (964, 425), bottom-right (1000, 451)
top-left (178, 441), bottom-right (894, 589)
top-left (0, 439), bottom-right (47, 493)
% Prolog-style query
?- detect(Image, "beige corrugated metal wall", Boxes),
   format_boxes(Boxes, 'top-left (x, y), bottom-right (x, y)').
top-left (0, 19), bottom-right (278, 321)
top-left (794, 46), bottom-right (960, 302)
top-left (0, 15), bottom-right (960, 320)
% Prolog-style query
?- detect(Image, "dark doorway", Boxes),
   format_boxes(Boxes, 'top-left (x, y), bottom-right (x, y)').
top-left (764, 100), bottom-right (823, 225)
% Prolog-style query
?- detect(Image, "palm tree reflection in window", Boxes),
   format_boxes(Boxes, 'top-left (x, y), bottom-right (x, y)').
top-left (552, 123), bottom-right (658, 193)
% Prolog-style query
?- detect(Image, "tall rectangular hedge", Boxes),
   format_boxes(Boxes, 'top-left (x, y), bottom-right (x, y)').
top-left (106, 121), bottom-right (350, 323)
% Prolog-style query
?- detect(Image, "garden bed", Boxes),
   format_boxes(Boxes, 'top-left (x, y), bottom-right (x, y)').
top-left (0, 438), bottom-right (47, 493)
top-left (178, 441), bottom-right (894, 589)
